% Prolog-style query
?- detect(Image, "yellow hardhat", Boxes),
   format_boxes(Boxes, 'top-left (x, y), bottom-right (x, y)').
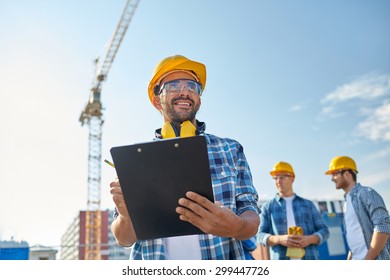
top-left (270, 161), bottom-right (295, 177)
top-left (147, 55), bottom-right (207, 105)
top-left (325, 156), bottom-right (358, 175)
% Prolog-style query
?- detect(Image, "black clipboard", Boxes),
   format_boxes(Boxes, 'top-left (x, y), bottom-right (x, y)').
top-left (110, 136), bottom-right (214, 241)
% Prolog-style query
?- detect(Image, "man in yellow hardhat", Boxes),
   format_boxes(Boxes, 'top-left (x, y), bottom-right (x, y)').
top-left (110, 55), bottom-right (260, 260)
top-left (326, 156), bottom-right (390, 260)
top-left (257, 161), bottom-right (329, 260)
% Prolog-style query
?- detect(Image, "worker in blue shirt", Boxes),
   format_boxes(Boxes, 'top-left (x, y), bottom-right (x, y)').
top-left (258, 161), bottom-right (329, 260)
top-left (110, 55), bottom-right (260, 260)
top-left (325, 156), bottom-right (390, 260)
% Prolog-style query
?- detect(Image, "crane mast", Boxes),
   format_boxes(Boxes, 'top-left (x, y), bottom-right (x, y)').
top-left (79, 0), bottom-right (140, 260)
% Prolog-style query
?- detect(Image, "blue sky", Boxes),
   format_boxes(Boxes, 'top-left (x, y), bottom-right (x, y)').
top-left (0, 0), bottom-right (389, 249)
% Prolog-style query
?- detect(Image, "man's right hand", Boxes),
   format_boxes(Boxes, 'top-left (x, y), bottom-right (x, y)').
top-left (110, 178), bottom-right (129, 218)
top-left (268, 234), bottom-right (302, 248)
top-left (110, 178), bottom-right (137, 246)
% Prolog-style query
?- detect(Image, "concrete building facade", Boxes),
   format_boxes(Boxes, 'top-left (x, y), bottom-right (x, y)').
top-left (29, 244), bottom-right (58, 260)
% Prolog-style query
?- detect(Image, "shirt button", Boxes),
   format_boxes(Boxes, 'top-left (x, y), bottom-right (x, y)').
top-left (221, 171), bottom-right (225, 176)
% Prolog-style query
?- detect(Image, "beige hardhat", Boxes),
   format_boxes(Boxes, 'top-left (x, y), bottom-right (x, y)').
top-left (147, 55), bottom-right (206, 104)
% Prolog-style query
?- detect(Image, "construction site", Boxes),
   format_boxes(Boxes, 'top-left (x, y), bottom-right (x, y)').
top-left (2, 0), bottom-right (156, 261)
top-left (1, 1), bottom-right (389, 262)
top-left (1, 0), bottom-right (141, 260)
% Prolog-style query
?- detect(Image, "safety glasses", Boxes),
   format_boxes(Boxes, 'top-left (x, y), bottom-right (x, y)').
top-left (272, 175), bottom-right (292, 181)
top-left (159, 79), bottom-right (202, 96)
top-left (332, 170), bottom-right (347, 177)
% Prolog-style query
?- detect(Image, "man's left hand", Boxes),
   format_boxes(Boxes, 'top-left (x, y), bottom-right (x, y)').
top-left (176, 191), bottom-right (245, 238)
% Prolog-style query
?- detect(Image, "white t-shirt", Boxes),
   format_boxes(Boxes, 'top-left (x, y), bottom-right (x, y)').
top-left (344, 193), bottom-right (368, 259)
top-left (164, 234), bottom-right (202, 260)
top-left (284, 196), bottom-right (297, 228)
top-left (284, 195), bottom-right (301, 260)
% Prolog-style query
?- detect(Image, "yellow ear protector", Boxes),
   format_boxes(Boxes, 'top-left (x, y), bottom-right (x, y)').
top-left (161, 120), bottom-right (196, 139)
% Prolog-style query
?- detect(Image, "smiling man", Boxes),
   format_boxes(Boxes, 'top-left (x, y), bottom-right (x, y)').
top-left (153, 70), bottom-right (201, 133)
top-left (325, 156), bottom-right (390, 260)
top-left (110, 55), bottom-right (260, 260)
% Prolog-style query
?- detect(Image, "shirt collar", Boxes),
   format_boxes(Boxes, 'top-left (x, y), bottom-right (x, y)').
top-left (275, 193), bottom-right (297, 202)
top-left (344, 182), bottom-right (360, 200)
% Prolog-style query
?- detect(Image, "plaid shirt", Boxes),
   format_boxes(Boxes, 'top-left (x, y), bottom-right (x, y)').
top-left (258, 194), bottom-right (329, 260)
top-left (124, 122), bottom-right (260, 260)
top-left (346, 183), bottom-right (390, 259)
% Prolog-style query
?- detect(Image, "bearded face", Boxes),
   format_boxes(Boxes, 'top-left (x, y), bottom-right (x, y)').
top-left (332, 172), bottom-right (349, 190)
top-left (153, 71), bottom-right (202, 125)
top-left (159, 94), bottom-right (200, 124)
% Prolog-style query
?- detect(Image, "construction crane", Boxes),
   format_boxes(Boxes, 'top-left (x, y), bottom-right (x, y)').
top-left (79, 0), bottom-right (140, 260)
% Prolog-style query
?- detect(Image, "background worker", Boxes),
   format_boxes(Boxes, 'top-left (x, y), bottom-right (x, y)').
top-left (325, 156), bottom-right (390, 260)
top-left (109, 55), bottom-right (260, 260)
top-left (257, 161), bottom-right (329, 260)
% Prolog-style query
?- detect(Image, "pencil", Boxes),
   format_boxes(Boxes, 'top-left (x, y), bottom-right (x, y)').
top-left (104, 159), bottom-right (115, 168)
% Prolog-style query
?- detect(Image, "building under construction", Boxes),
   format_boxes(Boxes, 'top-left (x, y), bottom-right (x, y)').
top-left (60, 209), bottom-right (130, 260)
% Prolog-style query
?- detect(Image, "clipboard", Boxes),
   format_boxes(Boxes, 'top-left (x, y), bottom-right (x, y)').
top-left (110, 136), bottom-right (214, 241)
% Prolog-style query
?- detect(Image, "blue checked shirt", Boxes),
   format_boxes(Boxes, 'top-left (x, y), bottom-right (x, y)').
top-left (242, 237), bottom-right (258, 260)
top-left (258, 194), bottom-right (329, 260)
top-left (346, 183), bottom-right (390, 259)
top-left (120, 122), bottom-right (260, 260)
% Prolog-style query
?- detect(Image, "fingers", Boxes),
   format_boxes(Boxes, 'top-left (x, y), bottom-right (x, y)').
top-left (281, 235), bottom-right (295, 247)
top-left (176, 198), bottom-right (208, 224)
top-left (176, 192), bottom-right (215, 232)
top-left (186, 191), bottom-right (212, 206)
top-left (176, 191), bottom-right (223, 222)
top-left (296, 236), bottom-right (310, 248)
top-left (180, 191), bottom-right (222, 215)
top-left (286, 235), bottom-right (305, 248)
top-left (176, 206), bottom-right (201, 225)
top-left (110, 178), bottom-right (122, 195)
top-left (109, 178), bottom-right (127, 210)
top-left (175, 192), bottom-right (242, 237)
top-left (109, 177), bottom-right (120, 188)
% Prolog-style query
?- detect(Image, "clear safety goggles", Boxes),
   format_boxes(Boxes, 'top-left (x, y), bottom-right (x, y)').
top-left (159, 79), bottom-right (202, 96)
top-left (272, 175), bottom-right (293, 181)
top-left (331, 169), bottom-right (352, 177)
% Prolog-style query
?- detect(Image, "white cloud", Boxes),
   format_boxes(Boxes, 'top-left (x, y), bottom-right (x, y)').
top-left (319, 106), bottom-right (345, 119)
top-left (361, 146), bottom-right (390, 163)
top-left (288, 99), bottom-right (310, 113)
top-left (321, 73), bottom-right (390, 105)
top-left (360, 169), bottom-right (390, 189)
top-left (319, 73), bottom-right (390, 142)
top-left (355, 102), bottom-right (390, 141)
top-left (288, 104), bottom-right (303, 112)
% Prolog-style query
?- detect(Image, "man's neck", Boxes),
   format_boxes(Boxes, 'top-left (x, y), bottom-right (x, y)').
top-left (344, 182), bottom-right (356, 194)
top-left (279, 191), bottom-right (294, 198)
top-left (168, 119), bottom-right (196, 127)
